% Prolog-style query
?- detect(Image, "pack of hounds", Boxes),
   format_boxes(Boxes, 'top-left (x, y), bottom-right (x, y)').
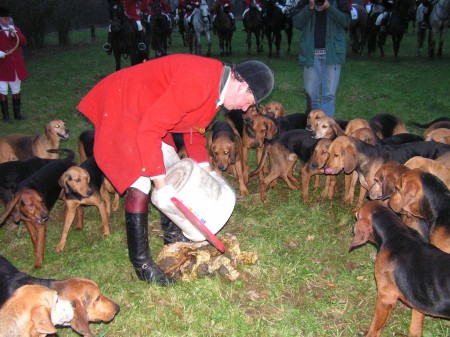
top-left (0, 107), bottom-right (449, 336)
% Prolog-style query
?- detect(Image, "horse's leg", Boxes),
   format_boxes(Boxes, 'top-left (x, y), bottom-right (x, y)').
top-left (206, 31), bottom-right (212, 57)
top-left (267, 31), bottom-right (273, 58)
top-left (428, 29), bottom-right (435, 58)
top-left (275, 31), bottom-right (282, 58)
top-left (437, 31), bottom-right (444, 57)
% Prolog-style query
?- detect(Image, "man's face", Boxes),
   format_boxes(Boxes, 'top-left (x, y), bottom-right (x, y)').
top-left (0, 16), bottom-right (11, 26)
top-left (222, 83), bottom-right (256, 112)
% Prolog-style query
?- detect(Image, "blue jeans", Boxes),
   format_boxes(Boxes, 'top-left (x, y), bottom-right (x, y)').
top-left (304, 52), bottom-right (341, 117)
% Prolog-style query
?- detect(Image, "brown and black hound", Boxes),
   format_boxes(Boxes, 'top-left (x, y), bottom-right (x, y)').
top-left (0, 284), bottom-right (75, 337)
top-left (207, 121), bottom-right (248, 196)
top-left (410, 117), bottom-right (450, 139)
top-left (0, 119), bottom-right (70, 163)
top-left (57, 156), bottom-right (113, 252)
top-left (264, 101), bottom-right (285, 118)
top-left (0, 150), bottom-right (76, 268)
top-left (389, 168), bottom-right (450, 254)
top-left (0, 255), bottom-right (120, 337)
top-left (350, 201), bottom-right (450, 337)
top-left (324, 136), bottom-right (450, 210)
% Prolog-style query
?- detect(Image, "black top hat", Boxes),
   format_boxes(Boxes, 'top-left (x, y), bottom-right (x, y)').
top-left (0, 7), bottom-right (11, 17)
top-left (235, 60), bottom-right (274, 106)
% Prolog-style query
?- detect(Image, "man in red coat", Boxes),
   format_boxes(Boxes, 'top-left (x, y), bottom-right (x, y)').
top-left (0, 7), bottom-right (28, 121)
top-left (77, 54), bottom-right (274, 286)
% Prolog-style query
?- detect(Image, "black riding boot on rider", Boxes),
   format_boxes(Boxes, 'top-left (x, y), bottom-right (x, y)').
top-left (103, 31), bottom-right (113, 54)
top-left (0, 94), bottom-right (10, 122)
top-left (12, 94), bottom-right (27, 120)
top-left (125, 187), bottom-right (175, 286)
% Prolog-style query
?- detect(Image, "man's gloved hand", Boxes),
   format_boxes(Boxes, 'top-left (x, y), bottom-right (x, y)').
top-left (8, 25), bottom-right (16, 34)
top-left (0, 51), bottom-right (6, 58)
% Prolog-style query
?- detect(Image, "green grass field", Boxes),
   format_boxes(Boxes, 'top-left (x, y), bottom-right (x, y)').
top-left (0, 23), bottom-right (449, 336)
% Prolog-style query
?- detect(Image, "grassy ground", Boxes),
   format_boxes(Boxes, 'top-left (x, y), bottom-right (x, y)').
top-left (0, 22), bottom-right (449, 336)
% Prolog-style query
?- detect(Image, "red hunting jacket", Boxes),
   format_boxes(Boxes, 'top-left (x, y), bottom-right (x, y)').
top-left (0, 26), bottom-right (28, 82)
top-left (77, 54), bottom-right (224, 194)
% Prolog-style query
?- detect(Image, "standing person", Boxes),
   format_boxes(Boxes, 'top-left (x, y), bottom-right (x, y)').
top-left (292, 0), bottom-right (351, 117)
top-left (77, 54), bottom-right (274, 286)
top-left (0, 7), bottom-right (27, 121)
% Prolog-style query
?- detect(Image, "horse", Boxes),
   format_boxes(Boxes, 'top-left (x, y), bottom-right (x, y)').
top-left (262, 0), bottom-right (293, 58)
top-left (212, 0), bottom-right (234, 56)
top-left (186, 0), bottom-right (212, 56)
top-left (176, 6), bottom-right (187, 46)
top-left (367, 0), bottom-right (416, 58)
top-left (149, 2), bottom-right (171, 58)
top-left (243, 0), bottom-right (264, 55)
top-left (349, 4), bottom-right (369, 55)
top-left (108, 0), bottom-right (149, 71)
top-left (416, 0), bottom-right (450, 57)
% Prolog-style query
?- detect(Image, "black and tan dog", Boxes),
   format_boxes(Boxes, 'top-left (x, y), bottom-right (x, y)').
top-left (207, 121), bottom-right (248, 196)
top-left (0, 255), bottom-right (120, 337)
top-left (389, 168), bottom-right (450, 254)
top-left (350, 201), bottom-right (450, 337)
top-left (57, 156), bottom-right (113, 253)
top-left (0, 119), bottom-right (70, 163)
top-left (324, 136), bottom-right (450, 210)
top-left (0, 150), bottom-right (76, 269)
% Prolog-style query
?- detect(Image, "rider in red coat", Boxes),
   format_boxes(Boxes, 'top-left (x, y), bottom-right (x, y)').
top-left (213, 0), bottom-right (236, 31)
top-left (242, 0), bottom-right (263, 17)
top-left (140, 0), bottom-right (172, 29)
top-left (77, 54), bottom-right (274, 286)
top-left (104, 0), bottom-right (146, 54)
top-left (0, 6), bottom-right (27, 121)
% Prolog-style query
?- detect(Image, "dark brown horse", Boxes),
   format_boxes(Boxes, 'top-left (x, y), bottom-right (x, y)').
top-left (349, 4), bottom-right (369, 55)
top-left (108, 0), bottom-right (149, 71)
top-left (149, 1), bottom-right (171, 58)
top-left (262, 0), bottom-right (293, 58)
top-left (243, 0), bottom-right (264, 55)
top-left (367, 0), bottom-right (416, 58)
top-left (213, 0), bottom-right (234, 56)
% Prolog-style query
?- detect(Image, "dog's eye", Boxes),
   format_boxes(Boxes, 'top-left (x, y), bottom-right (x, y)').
top-left (76, 178), bottom-right (81, 182)
top-left (224, 151), bottom-right (229, 155)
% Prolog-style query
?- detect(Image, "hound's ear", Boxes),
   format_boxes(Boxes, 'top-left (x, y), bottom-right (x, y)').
top-left (31, 306), bottom-right (57, 334)
top-left (59, 172), bottom-right (71, 193)
top-left (45, 124), bottom-right (53, 138)
top-left (70, 299), bottom-right (93, 336)
top-left (349, 218), bottom-right (372, 251)
top-left (0, 192), bottom-right (21, 224)
top-left (265, 120), bottom-right (278, 140)
top-left (229, 144), bottom-right (237, 164)
top-left (333, 123), bottom-right (344, 137)
top-left (343, 145), bottom-right (358, 174)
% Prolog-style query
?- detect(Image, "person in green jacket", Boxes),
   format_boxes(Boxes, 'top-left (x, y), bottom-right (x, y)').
top-left (292, 0), bottom-right (351, 117)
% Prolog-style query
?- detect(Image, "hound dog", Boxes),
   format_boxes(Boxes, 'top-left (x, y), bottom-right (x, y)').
top-left (311, 115), bottom-right (346, 139)
top-left (306, 109), bottom-right (348, 133)
top-left (389, 168), bottom-right (450, 254)
top-left (425, 128), bottom-right (450, 144)
top-left (0, 119), bottom-right (70, 163)
top-left (324, 136), bottom-right (450, 210)
top-left (0, 255), bottom-right (120, 337)
top-left (250, 123), bottom-right (340, 203)
top-left (78, 130), bottom-right (120, 212)
top-left (57, 156), bottom-right (113, 252)
top-left (264, 101), bottom-right (285, 118)
top-left (350, 201), bottom-right (450, 337)
top-left (344, 114), bottom-right (408, 140)
top-left (0, 150), bottom-right (76, 268)
top-left (350, 128), bottom-right (424, 146)
top-left (410, 117), bottom-right (450, 139)
top-left (0, 285), bottom-right (75, 337)
top-left (300, 138), bottom-right (337, 203)
top-left (207, 121), bottom-right (248, 196)
top-left (225, 111), bottom-right (278, 185)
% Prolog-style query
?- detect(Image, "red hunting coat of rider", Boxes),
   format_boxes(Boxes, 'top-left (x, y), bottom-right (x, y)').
top-left (77, 54), bottom-right (224, 194)
top-left (0, 26), bottom-right (28, 82)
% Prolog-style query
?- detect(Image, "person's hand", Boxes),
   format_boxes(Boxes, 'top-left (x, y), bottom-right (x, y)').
top-left (8, 25), bottom-right (16, 34)
top-left (321, 0), bottom-right (330, 10)
top-left (309, 0), bottom-right (315, 9)
top-left (0, 51), bottom-right (6, 59)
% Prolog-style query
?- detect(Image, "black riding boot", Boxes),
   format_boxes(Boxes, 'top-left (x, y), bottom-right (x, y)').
top-left (0, 94), bottom-right (10, 122)
top-left (125, 188), bottom-right (175, 286)
top-left (12, 94), bottom-right (26, 120)
top-left (103, 32), bottom-right (113, 54)
top-left (160, 212), bottom-right (190, 245)
top-left (138, 30), bottom-right (146, 51)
